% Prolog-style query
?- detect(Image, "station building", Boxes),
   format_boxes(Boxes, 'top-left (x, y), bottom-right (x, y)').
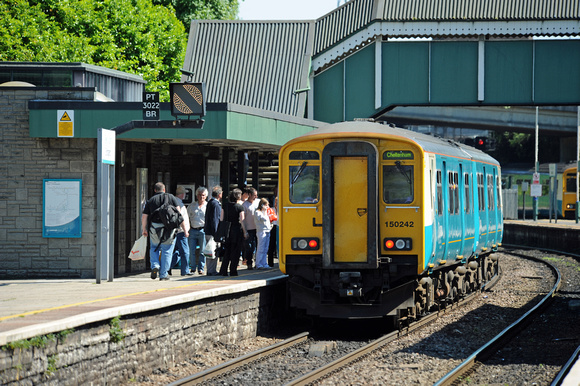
top-left (1, 0), bottom-right (578, 278)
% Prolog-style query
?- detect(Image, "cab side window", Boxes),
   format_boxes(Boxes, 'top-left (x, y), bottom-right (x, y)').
top-left (383, 164), bottom-right (414, 204)
top-left (289, 151), bottom-right (320, 204)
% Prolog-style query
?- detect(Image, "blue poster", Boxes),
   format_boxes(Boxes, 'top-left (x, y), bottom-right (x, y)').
top-left (43, 179), bottom-right (82, 238)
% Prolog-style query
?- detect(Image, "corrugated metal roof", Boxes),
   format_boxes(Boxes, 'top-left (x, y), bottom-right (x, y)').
top-left (183, 21), bottom-right (314, 117)
top-left (313, 0), bottom-right (375, 56)
top-left (314, 0), bottom-right (580, 55)
top-left (380, 0), bottom-right (580, 21)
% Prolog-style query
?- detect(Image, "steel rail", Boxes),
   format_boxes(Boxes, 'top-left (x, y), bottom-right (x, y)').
top-left (285, 312), bottom-right (439, 386)
top-left (167, 332), bottom-right (309, 386)
top-left (551, 344), bottom-right (580, 386)
top-left (286, 274), bottom-right (495, 386)
top-left (433, 248), bottom-right (562, 386)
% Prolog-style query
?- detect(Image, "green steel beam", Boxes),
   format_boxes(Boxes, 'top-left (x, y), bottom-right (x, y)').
top-left (29, 102), bottom-right (319, 146)
top-left (313, 39), bottom-right (580, 123)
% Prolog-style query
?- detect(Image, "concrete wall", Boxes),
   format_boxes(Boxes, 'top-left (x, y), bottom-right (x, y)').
top-left (0, 88), bottom-right (98, 279)
top-left (0, 284), bottom-right (286, 385)
top-left (503, 222), bottom-right (580, 254)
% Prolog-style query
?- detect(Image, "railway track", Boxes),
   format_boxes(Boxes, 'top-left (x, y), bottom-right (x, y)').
top-left (158, 248), bottom-right (578, 386)
top-left (433, 248), bottom-right (562, 385)
top-left (167, 332), bottom-right (310, 385)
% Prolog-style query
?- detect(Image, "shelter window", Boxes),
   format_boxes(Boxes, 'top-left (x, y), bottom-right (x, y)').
top-left (289, 162), bottom-right (320, 204)
top-left (383, 162), bottom-right (414, 204)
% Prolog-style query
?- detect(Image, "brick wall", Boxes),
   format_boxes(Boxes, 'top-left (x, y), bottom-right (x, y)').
top-left (0, 284), bottom-right (287, 384)
top-left (0, 89), bottom-right (97, 278)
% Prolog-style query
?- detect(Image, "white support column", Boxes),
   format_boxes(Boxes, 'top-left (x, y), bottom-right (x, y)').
top-left (478, 37), bottom-right (485, 102)
top-left (375, 37), bottom-right (382, 110)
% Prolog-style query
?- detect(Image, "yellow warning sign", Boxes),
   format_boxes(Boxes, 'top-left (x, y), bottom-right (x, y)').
top-left (57, 110), bottom-right (74, 137)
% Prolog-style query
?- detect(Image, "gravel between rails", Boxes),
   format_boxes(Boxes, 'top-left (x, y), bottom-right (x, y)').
top-left (129, 250), bottom-right (580, 385)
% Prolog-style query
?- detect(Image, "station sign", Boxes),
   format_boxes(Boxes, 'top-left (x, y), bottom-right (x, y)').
top-left (143, 92), bottom-right (160, 120)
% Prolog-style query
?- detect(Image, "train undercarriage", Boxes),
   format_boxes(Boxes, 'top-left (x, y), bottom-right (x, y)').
top-left (286, 253), bottom-right (500, 326)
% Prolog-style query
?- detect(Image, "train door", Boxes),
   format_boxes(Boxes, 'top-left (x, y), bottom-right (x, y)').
top-left (441, 161), bottom-right (449, 260)
top-left (458, 163), bottom-right (466, 257)
top-left (481, 168), bottom-right (490, 248)
top-left (462, 167), bottom-right (476, 258)
top-left (322, 141), bottom-right (378, 268)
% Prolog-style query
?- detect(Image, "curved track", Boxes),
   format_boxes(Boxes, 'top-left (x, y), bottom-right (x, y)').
top-left (433, 247), bottom-right (562, 386)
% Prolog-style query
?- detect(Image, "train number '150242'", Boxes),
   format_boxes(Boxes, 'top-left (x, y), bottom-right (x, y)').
top-left (385, 221), bottom-right (414, 228)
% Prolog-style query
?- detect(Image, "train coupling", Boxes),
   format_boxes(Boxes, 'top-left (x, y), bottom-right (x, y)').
top-left (338, 272), bottom-right (363, 297)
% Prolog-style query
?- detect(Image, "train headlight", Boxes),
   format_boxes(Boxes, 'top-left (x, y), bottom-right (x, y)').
top-left (291, 237), bottom-right (320, 251)
top-left (566, 204), bottom-right (576, 210)
top-left (384, 237), bottom-right (412, 251)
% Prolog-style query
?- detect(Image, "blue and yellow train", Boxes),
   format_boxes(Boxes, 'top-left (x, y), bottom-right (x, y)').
top-left (278, 121), bottom-right (503, 322)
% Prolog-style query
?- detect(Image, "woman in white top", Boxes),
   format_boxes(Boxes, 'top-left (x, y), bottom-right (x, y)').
top-left (253, 198), bottom-right (272, 269)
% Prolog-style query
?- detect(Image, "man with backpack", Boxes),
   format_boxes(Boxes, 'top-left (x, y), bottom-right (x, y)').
top-left (141, 182), bottom-right (189, 281)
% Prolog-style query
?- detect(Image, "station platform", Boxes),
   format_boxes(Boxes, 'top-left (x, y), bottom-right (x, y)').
top-left (504, 218), bottom-right (580, 228)
top-left (0, 266), bottom-right (286, 346)
top-left (503, 219), bottom-right (580, 255)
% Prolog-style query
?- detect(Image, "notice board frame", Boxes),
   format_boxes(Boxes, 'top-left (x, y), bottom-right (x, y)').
top-left (43, 179), bottom-right (83, 238)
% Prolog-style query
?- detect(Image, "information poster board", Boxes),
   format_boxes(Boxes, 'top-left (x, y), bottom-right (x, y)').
top-left (43, 179), bottom-right (82, 238)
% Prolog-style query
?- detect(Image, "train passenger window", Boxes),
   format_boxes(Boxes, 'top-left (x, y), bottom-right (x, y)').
top-left (464, 174), bottom-right (471, 213)
top-left (436, 171), bottom-right (442, 215)
top-left (448, 172), bottom-right (454, 214)
top-left (289, 151), bottom-right (319, 160)
top-left (383, 162), bottom-right (414, 204)
top-left (477, 173), bottom-right (484, 211)
top-left (496, 176), bottom-right (501, 209)
top-left (454, 173), bottom-right (459, 214)
top-left (448, 172), bottom-right (459, 214)
top-left (289, 162), bottom-right (320, 204)
top-left (487, 175), bottom-right (494, 210)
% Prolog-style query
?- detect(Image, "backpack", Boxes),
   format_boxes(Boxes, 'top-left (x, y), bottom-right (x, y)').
top-left (152, 194), bottom-right (184, 232)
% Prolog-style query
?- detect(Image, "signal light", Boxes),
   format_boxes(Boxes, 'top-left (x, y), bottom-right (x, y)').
top-left (384, 237), bottom-right (412, 251)
top-left (291, 237), bottom-right (320, 251)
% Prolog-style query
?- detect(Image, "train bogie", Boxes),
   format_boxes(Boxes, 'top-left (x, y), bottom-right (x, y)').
top-left (279, 122), bottom-right (503, 321)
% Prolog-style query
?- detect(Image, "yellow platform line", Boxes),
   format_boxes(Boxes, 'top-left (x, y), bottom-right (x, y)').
top-left (0, 276), bottom-right (242, 322)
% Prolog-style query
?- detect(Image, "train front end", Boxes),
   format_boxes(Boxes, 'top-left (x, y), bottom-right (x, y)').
top-left (279, 126), bottom-right (426, 319)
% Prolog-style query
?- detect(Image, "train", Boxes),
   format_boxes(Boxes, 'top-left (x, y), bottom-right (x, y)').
top-left (558, 165), bottom-right (577, 219)
top-left (278, 121), bottom-right (503, 323)
top-left (502, 164), bottom-right (578, 219)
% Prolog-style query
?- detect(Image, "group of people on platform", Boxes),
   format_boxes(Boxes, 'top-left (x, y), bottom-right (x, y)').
top-left (141, 182), bottom-right (278, 281)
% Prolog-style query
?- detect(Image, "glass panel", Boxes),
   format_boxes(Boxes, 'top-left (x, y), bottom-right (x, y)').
top-left (289, 151), bottom-right (319, 160)
top-left (289, 164), bottom-right (319, 204)
top-left (566, 175), bottom-right (576, 193)
top-left (383, 164), bottom-right (414, 204)
top-left (43, 71), bottom-right (72, 87)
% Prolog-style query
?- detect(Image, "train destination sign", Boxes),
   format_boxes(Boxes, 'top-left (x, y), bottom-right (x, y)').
top-left (383, 150), bottom-right (414, 160)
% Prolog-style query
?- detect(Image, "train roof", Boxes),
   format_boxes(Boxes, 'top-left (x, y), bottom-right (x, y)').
top-left (288, 121), bottom-right (499, 166)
